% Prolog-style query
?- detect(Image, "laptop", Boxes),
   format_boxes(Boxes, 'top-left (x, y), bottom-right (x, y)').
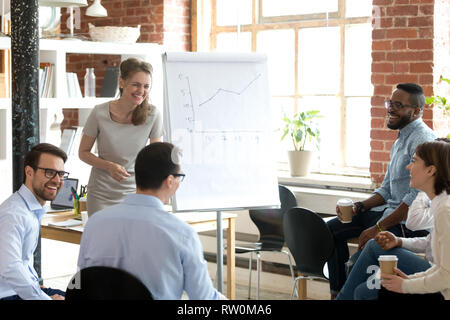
top-left (50, 178), bottom-right (79, 210)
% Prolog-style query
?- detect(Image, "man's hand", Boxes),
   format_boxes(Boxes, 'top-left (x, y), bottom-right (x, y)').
top-left (375, 231), bottom-right (401, 250)
top-left (50, 294), bottom-right (65, 300)
top-left (358, 225), bottom-right (379, 249)
top-left (335, 204), bottom-right (357, 223)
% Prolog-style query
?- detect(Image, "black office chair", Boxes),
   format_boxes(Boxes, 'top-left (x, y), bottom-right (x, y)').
top-left (234, 185), bottom-right (298, 299)
top-left (65, 266), bottom-right (153, 300)
top-left (283, 207), bottom-right (335, 299)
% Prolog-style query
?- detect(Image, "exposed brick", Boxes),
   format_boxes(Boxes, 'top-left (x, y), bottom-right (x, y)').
top-left (370, 151), bottom-right (391, 162)
top-left (371, 117), bottom-right (386, 128)
top-left (371, 140), bottom-right (385, 151)
top-left (407, 39), bottom-right (433, 49)
top-left (408, 16), bottom-right (433, 27)
top-left (386, 50), bottom-right (433, 61)
top-left (385, 74), bottom-right (419, 85)
top-left (372, 40), bottom-right (392, 51)
top-left (393, 62), bottom-right (409, 72)
top-left (386, 5), bottom-right (419, 17)
top-left (386, 28), bottom-right (418, 39)
top-left (372, 62), bottom-right (394, 73)
top-left (370, 128), bottom-right (398, 140)
top-left (370, 161), bottom-right (383, 173)
top-left (392, 39), bottom-right (407, 49)
top-left (410, 62), bottom-right (433, 73)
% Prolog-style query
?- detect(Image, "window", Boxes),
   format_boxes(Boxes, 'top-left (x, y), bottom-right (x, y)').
top-left (196, 0), bottom-right (373, 175)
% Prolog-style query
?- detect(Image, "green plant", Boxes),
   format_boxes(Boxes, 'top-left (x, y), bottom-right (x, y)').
top-left (426, 76), bottom-right (450, 138)
top-left (280, 110), bottom-right (322, 151)
top-left (425, 76), bottom-right (450, 114)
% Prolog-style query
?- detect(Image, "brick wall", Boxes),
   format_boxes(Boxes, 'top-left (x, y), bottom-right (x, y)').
top-left (370, 0), bottom-right (448, 185)
top-left (61, 0), bottom-right (191, 129)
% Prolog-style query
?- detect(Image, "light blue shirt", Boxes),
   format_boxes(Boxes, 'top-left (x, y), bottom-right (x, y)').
top-left (77, 193), bottom-right (222, 300)
top-left (0, 185), bottom-right (50, 300)
top-left (373, 118), bottom-right (436, 220)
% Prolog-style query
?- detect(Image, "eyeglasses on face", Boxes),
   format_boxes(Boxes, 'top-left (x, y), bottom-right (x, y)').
top-left (384, 100), bottom-right (419, 111)
top-left (34, 167), bottom-right (70, 180)
top-left (171, 173), bottom-right (186, 182)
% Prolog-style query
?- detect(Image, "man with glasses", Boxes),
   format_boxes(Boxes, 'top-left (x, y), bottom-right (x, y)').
top-left (0, 143), bottom-right (68, 300)
top-left (77, 142), bottom-right (226, 299)
top-left (326, 83), bottom-right (436, 299)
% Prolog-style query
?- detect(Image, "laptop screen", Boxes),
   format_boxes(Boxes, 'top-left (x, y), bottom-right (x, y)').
top-left (51, 178), bottom-right (79, 209)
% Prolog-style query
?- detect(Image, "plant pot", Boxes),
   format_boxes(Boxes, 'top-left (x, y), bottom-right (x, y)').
top-left (287, 150), bottom-right (314, 177)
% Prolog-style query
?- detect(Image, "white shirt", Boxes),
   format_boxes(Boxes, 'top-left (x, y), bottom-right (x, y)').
top-left (402, 192), bottom-right (434, 262)
top-left (0, 185), bottom-right (51, 300)
top-left (402, 191), bottom-right (450, 299)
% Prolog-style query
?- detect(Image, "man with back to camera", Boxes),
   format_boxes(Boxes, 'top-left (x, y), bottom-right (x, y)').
top-left (77, 142), bottom-right (227, 300)
top-left (326, 83), bottom-right (436, 299)
top-left (0, 143), bottom-right (68, 300)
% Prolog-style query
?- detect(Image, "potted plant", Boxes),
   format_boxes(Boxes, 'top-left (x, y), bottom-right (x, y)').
top-left (280, 110), bottom-right (322, 176)
top-left (426, 76), bottom-right (450, 138)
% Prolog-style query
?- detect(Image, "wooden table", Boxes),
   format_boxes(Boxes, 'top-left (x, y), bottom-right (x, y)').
top-left (41, 210), bottom-right (236, 299)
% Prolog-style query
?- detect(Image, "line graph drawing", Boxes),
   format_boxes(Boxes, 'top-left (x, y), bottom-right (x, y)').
top-left (198, 73), bottom-right (262, 107)
top-left (177, 72), bottom-right (263, 133)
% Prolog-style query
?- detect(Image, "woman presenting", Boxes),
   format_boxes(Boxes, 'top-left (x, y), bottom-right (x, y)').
top-left (79, 58), bottom-right (163, 216)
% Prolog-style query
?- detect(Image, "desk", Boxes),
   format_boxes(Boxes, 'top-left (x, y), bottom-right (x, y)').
top-left (41, 210), bottom-right (236, 299)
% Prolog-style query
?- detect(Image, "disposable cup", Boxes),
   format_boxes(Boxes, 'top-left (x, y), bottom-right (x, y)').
top-left (378, 255), bottom-right (398, 275)
top-left (337, 198), bottom-right (353, 223)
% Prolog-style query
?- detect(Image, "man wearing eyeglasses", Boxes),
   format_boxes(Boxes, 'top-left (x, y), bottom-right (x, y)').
top-left (77, 142), bottom-right (226, 300)
top-left (326, 83), bottom-right (436, 299)
top-left (0, 143), bottom-right (68, 300)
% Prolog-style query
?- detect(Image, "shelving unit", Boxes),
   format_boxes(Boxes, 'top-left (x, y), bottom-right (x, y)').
top-left (0, 38), bottom-right (164, 201)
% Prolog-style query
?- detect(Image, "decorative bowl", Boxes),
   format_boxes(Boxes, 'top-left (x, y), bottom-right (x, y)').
top-left (88, 23), bottom-right (141, 43)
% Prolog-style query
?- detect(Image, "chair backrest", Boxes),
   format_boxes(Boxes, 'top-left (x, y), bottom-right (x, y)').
top-left (65, 266), bottom-right (153, 300)
top-left (248, 185), bottom-right (298, 250)
top-left (283, 207), bottom-right (335, 279)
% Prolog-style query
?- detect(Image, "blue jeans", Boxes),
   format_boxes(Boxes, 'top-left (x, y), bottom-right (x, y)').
top-left (0, 287), bottom-right (65, 300)
top-left (326, 210), bottom-right (384, 295)
top-left (336, 239), bottom-right (431, 300)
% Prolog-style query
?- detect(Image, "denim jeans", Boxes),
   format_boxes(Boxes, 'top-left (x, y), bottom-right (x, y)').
top-left (326, 210), bottom-right (384, 295)
top-left (336, 239), bottom-right (431, 300)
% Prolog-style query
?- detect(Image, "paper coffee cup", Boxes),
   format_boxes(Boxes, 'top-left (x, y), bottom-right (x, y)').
top-left (378, 255), bottom-right (398, 275)
top-left (337, 198), bottom-right (353, 223)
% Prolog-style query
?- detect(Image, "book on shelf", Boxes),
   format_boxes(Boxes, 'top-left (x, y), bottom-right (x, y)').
top-left (39, 62), bottom-right (55, 98)
top-left (66, 72), bottom-right (82, 98)
top-left (100, 66), bottom-right (119, 98)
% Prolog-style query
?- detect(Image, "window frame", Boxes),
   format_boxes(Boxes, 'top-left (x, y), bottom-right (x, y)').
top-left (193, 0), bottom-right (373, 175)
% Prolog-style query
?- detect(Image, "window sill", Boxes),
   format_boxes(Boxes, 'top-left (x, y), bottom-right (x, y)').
top-left (277, 170), bottom-right (374, 192)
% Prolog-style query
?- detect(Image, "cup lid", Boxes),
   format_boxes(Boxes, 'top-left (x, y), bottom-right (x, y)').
top-left (378, 255), bottom-right (398, 261)
top-left (337, 198), bottom-right (353, 206)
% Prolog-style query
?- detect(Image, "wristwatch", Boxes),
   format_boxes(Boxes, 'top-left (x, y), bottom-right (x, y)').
top-left (354, 201), bottom-right (366, 214)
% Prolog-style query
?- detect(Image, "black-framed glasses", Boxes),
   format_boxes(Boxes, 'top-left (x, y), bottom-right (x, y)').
top-left (385, 100), bottom-right (419, 111)
top-left (34, 167), bottom-right (70, 180)
top-left (171, 173), bottom-right (186, 182)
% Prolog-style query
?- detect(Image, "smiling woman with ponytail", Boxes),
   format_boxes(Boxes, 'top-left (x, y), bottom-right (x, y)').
top-left (79, 58), bottom-right (163, 216)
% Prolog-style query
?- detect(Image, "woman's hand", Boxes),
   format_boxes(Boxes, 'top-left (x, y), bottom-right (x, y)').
top-left (381, 267), bottom-right (408, 293)
top-left (375, 231), bottom-right (401, 250)
top-left (107, 162), bottom-right (131, 182)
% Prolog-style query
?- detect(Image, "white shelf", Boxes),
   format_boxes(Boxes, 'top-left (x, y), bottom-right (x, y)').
top-left (0, 38), bottom-right (165, 198)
